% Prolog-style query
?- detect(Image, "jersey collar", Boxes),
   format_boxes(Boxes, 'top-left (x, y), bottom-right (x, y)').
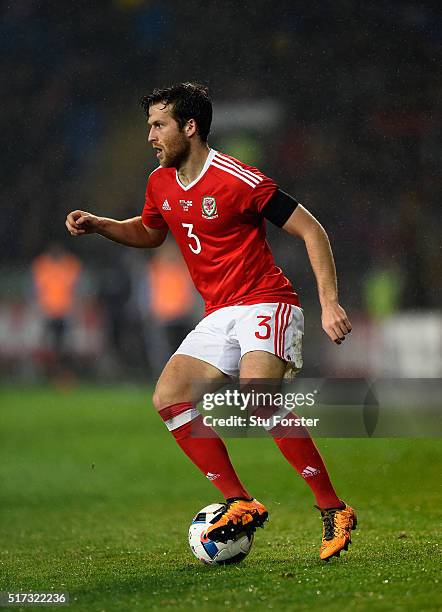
top-left (175, 149), bottom-right (216, 191)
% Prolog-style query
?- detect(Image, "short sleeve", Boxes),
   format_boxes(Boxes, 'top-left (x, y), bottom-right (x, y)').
top-left (247, 175), bottom-right (278, 214)
top-left (141, 179), bottom-right (168, 230)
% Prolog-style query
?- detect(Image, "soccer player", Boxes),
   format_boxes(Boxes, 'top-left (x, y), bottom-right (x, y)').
top-left (65, 82), bottom-right (356, 561)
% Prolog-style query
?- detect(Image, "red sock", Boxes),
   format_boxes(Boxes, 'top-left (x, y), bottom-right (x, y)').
top-left (274, 434), bottom-right (342, 509)
top-left (159, 402), bottom-right (250, 500)
top-left (254, 405), bottom-right (342, 509)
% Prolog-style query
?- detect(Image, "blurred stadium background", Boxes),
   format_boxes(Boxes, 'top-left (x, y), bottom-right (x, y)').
top-left (1, 0), bottom-right (440, 384)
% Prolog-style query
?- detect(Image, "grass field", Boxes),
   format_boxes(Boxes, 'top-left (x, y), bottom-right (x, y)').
top-left (0, 386), bottom-right (440, 611)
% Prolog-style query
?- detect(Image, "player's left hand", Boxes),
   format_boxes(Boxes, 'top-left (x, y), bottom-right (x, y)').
top-left (321, 302), bottom-right (352, 345)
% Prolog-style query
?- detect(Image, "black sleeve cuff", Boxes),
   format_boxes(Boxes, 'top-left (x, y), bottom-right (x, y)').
top-left (262, 188), bottom-right (299, 227)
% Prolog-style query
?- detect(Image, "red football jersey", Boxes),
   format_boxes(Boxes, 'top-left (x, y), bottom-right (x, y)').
top-left (141, 149), bottom-right (300, 315)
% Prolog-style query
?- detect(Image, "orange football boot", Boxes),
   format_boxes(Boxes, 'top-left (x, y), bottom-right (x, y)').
top-left (204, 498), bottom-right (268, 543)
top-left (317, 503), bottom-right (357, 560)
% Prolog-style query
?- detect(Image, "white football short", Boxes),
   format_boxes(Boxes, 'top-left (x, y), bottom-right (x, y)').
top-left (174, 302), bottom-right (304, 378)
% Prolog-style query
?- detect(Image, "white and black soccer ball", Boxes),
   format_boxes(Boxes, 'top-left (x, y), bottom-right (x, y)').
top-left (188, 503), bottom-right (254, 565)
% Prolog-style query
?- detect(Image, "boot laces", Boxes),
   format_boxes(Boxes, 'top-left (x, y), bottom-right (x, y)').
top-left (210, 500), bottom-right (249, 525)
top-left (322, 509), bottom-right (338, 540)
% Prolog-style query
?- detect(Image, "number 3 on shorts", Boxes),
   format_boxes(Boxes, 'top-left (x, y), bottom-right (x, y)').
top-left (182, 223), bottom-right (202, 254)
top-left (255, 315), bottom-right (272, 339)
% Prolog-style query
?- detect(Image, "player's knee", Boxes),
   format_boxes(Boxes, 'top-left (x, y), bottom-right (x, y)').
top-left (152, 386), bottom-right (183, 412)
top-left (152, 388), bottom-right (165, 412)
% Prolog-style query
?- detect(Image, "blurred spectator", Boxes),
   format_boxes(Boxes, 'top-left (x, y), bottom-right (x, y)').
top-left (97, 253), bottom-right (133, 373)
top-left (362, 264), bottom-right (403, 319)
top-left (31, 243), bottom-right (82, 380)
top-left (142, 241), bottom-right (197, 376)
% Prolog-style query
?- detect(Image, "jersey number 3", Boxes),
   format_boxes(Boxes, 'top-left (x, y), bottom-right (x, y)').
top-left (255, 315), bottom-right (272, 339)
top-left (182, 223), bottom-right (202, 254)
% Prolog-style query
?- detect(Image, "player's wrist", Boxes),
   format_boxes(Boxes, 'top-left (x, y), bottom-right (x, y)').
top-left (319, 295), bottom-right (339, 309)
top-left (94, 216), bottom-right (107, 234)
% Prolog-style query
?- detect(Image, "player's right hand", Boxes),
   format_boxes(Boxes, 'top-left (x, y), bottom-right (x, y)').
top-left (65, 210), bottom-right (102, 236)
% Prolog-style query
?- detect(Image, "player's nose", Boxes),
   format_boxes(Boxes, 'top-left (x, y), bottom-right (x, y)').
top-left (147, 127), bottom-right (156, 143)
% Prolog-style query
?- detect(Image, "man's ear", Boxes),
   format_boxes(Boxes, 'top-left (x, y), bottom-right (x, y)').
top-left (185, 118), bottom-right (197, 138)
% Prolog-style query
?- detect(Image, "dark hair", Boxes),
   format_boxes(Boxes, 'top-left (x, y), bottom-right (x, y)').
top-left (140, 82), bottom-right (212, 142)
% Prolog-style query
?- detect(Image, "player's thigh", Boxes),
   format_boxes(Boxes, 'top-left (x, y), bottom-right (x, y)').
top-left (152, 354), bottom-right (228, 411)
top-left (239, 350), bottom-right (286, 379)
top-left (236, 303), bottom-right (304, 379)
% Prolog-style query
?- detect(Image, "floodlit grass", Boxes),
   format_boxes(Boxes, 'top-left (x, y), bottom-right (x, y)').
top-left (0, 387), bottom-right (440, 611)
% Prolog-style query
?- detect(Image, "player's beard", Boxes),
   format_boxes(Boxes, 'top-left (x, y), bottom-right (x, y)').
top-left (160, 133), bottom-right (190, 169)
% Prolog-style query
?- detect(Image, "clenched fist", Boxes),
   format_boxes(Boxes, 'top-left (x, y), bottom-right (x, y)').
top-left (65, 210), bottom-right (102, 236)
top-left (321, 302), bottom-right (352, 344)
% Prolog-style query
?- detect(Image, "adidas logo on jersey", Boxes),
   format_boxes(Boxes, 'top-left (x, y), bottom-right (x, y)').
top-left (162, 199), bottom-right (171, 210)
top-left (205, 471), bottom-right (220, 481)
top-left (301, 465), bottom-right (320, 478)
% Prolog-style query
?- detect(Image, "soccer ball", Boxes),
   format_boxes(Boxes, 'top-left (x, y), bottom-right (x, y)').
top-left (188, 503), bottom-right (254, 565)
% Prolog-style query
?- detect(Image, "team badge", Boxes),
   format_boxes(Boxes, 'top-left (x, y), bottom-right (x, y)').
top-left (201, 196), bottom-right (218, 219)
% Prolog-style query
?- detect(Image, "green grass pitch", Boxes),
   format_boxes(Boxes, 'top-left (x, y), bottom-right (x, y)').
top-left (0, 386), bottom-right (440, 611)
